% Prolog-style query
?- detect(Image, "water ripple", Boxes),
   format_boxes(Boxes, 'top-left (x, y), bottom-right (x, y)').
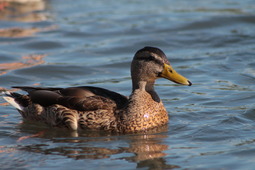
top-left (0, 0), bottom-right (255, 169)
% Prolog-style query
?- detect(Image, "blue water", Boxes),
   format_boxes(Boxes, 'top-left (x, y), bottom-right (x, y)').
top-left (0, 0), bottom-right (255, 169)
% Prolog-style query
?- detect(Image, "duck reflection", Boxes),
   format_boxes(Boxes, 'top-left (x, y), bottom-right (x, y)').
top-left (17, 123), bottom-right (179, 169)
top-left (124, 132), bottom-right (169, 161)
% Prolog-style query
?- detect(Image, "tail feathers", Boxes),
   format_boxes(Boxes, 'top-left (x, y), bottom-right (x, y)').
top-left (2, 91), bottom-right (24, 111)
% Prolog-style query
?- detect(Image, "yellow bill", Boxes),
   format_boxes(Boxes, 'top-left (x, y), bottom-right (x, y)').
top-left (160, 63), bottom-right (192, 86)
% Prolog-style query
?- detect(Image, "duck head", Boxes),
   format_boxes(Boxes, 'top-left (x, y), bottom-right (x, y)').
top-left (131, 46), bottom-right (192, 92)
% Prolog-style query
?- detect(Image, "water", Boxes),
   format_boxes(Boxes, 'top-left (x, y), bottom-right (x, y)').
top-left (0, 0), bottom-right (255, 169)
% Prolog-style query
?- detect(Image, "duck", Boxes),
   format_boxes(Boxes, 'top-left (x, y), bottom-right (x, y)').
top-left (3, 46), bottom-right (192, 133)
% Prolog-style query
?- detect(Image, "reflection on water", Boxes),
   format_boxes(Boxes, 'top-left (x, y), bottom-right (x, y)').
top-left (0, 54), bottom-right (45, 92)
top-left (0, 0), bottom-right (255, 169)
top-left (0, 0), bottom-right (56, 38)
top-left (16, 123), bottom-right (178, 169)
top-left (0, 25), bottom-right (57, 37)
top-left (0, 0), bottom-right (47, 22)
top-left (0, 54), bottom-right (45, 74)
top-left (0, 0), bottom-right (55, 91)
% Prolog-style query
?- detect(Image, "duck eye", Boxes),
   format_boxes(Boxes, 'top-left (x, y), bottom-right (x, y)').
top-left (157, 72), bottom-right (162, 77)
top-left (169, 68), bottom-right (173, 73)
top-left (148, 55), bottom-right (155, 61)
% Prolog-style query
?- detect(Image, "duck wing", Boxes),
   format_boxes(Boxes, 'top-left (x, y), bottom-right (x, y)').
top-left (12, 86), bottom-right (128, 111)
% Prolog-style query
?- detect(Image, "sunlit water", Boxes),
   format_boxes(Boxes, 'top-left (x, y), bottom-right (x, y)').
top-left (0, 0), bottom-right (255, 169)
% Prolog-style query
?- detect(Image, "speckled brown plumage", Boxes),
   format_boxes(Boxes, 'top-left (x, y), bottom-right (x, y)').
top-left (3, 46), bottom-right (191, 133)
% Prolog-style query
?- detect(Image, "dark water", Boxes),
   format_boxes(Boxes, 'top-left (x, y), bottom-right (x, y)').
top-left (0, 0), bottom-right (255, 169)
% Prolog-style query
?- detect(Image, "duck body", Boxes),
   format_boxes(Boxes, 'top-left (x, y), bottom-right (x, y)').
top-left (3, 47), bottom-right (191, 133)
top-left (4, 86), bottom-right (168, 133)
top-left (120, 89), bottom-right (169, 132)
top-left (6, 86), bottom-right (127, 132)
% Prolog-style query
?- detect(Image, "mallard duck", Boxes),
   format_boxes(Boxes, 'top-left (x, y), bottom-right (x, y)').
top-left (3, 47), bottom-right (191, 133)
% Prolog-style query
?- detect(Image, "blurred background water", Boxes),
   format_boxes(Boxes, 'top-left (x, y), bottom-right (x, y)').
top-left (0, 0), bottom-right (255, 169)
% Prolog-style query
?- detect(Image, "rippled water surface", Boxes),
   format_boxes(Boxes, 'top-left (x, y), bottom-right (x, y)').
top-left (0, 0), bottom-right (255, 169)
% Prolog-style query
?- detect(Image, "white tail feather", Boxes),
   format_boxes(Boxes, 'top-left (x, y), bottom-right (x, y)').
top-left (3, 93), bottom-right (24, 111)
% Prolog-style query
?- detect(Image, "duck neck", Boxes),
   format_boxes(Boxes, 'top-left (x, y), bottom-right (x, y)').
top-left (132, 80), bottom-right (160, 103)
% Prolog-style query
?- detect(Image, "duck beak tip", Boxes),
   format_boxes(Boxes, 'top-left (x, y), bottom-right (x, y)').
top-left (188, 80), bottom-right (192, 86)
